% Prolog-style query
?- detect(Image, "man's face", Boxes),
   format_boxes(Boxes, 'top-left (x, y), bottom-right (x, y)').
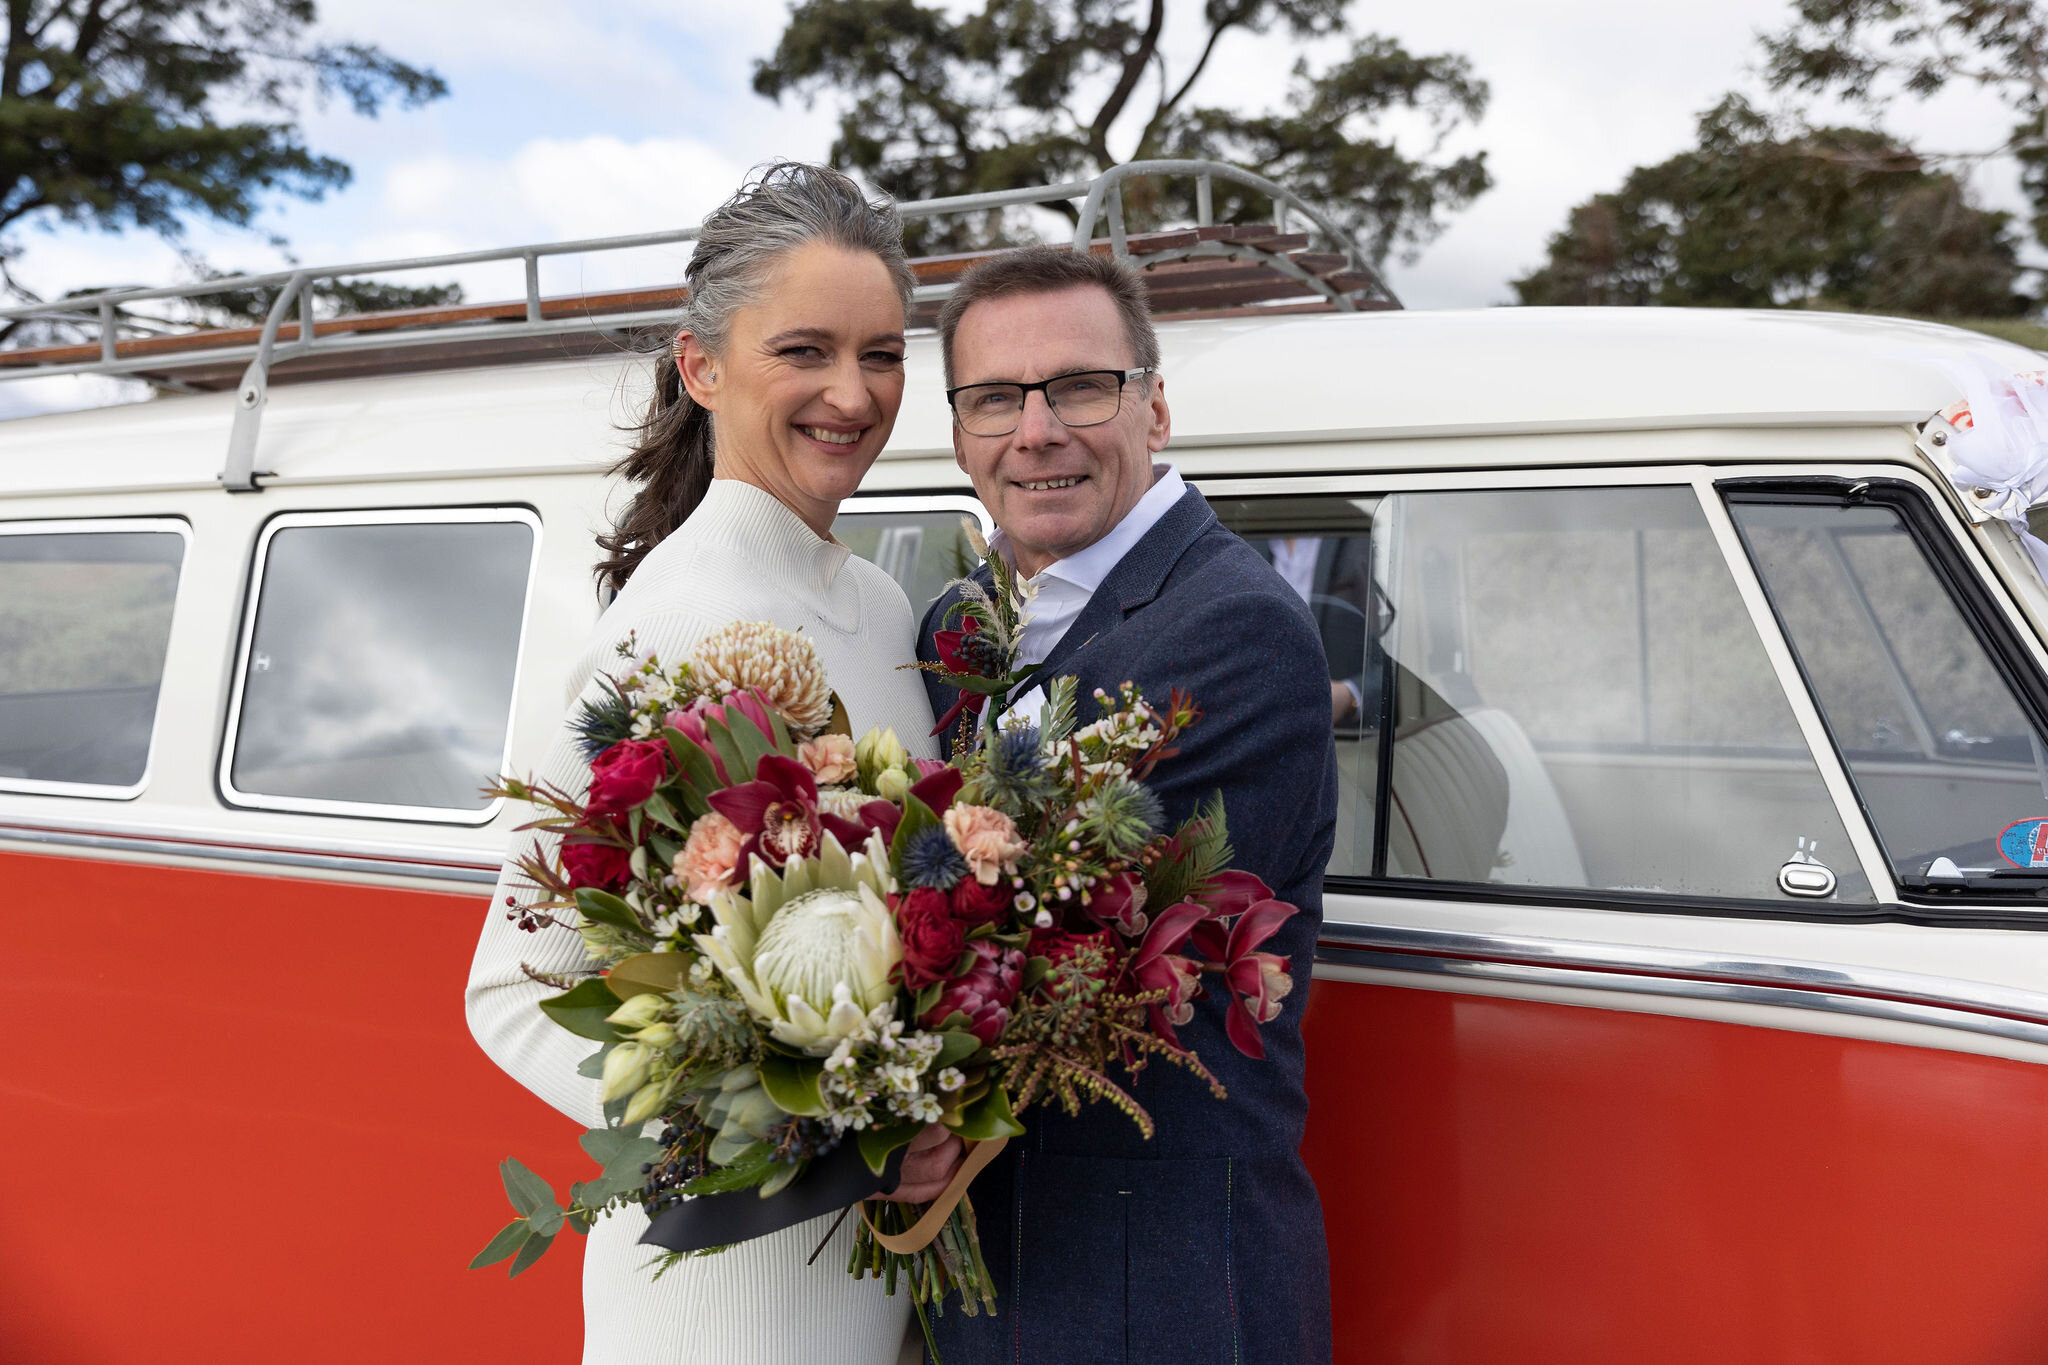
top-left (949, 285), bottom-right (1171, 577)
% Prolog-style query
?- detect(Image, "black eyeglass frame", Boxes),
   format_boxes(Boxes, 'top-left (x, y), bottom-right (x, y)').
top-left (945, 367), bottom-right (1157, 436)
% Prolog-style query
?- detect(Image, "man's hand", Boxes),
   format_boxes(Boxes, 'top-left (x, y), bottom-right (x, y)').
top-left (881, 1122), bottom-right (964, 1203)
top-left (1329, 679), bottom-right (1355, 725)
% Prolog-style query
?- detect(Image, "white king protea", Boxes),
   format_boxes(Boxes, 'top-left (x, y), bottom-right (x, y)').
top-left (693, 830), bottom-right (901, 1056)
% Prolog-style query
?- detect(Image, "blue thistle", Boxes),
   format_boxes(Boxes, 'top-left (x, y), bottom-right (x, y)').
top-left (570, 686), bottom-right (636, 760)
top-left (993, 724), bottom-right (1044, 775)
top-left (900, 825), bottom-right (969, 890)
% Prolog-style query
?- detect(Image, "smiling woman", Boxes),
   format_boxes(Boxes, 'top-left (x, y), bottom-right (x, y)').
top-left (465, 162), bottom-right (941, 1365)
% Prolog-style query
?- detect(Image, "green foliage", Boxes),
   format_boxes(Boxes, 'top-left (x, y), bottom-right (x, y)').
top-left (538, 977), bottom-right (628, 1043)
top-left (1512, 95), bottom-right (2027, 317)
top-left (752, 0), bottom-right (1490, 263)
top-left (1144, 791), bottom-right (1232, 911)
top-left (1761, 0), bottom-right (2048, 254)
top-left (680, 1141), bottom-right (778, 1195)
top-left (0, 1), bottom-right (452, 332)
top-left (669, 985), bottom-right (760, 1070)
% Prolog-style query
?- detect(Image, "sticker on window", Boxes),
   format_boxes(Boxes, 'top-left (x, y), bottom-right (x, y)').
top-left (1997, 817), bottom-right (2048, 868)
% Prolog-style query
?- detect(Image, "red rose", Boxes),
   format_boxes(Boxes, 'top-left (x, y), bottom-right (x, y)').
top-left (897, 888), bottom-right (967, 989)
top-left (949, 875), bottom-right (1011, 927)
top-left (587, 739), bottom-right (671, 815)
top-left (562, 831), bottom-right (633, 891)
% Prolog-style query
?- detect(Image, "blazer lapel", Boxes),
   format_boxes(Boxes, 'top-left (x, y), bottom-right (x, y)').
top-left (1010, 485), bottom-right (1218, 696)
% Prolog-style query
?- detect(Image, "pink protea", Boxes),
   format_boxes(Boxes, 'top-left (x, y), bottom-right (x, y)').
top-left (919, 939), bottom-right (1024, 1045)
top-left (667, 689), bottom-right (778, 784)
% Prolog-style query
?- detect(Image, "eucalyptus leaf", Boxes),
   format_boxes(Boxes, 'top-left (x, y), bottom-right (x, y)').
top-left (507, 1229), bottom-right (556, 1278)
top-left (605, 952), bottom-right (691, 1000)
top-left (469, 1218), bottom-right (530, 1270)
top-left (573, 887), bottom-right (642, 934)
top-left (757, 1053), bottom-right (826, 1117)
top-left (649, 833), bottom-right (681, 866)
top-left (1021, 955), bottom-right (1052, 992)
top-left (576, 1042), bottom-right (614, 1079)
top-left (527, 1201), bottom-right (566, 1238)
top-left (913, 981), bottom-right (943, 1018)
top-left (499, 1157), bottom-right (554, 1218)
top-left (539, 978), bottom-right (626, 1042)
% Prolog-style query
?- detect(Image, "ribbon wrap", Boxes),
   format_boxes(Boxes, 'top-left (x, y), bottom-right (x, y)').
top-left (859, 1136), bottom-right (1008, 1254)
top-left (1923, 363), bottom-right (2048, 585)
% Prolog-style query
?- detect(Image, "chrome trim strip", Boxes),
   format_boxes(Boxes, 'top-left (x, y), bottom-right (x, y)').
top-left (1314, 943), bottom-right (2048, 1050)
top-left (0, 820), bottom-right (498, 884)
top-left (1317, 920), bottom-right (2048, 1031)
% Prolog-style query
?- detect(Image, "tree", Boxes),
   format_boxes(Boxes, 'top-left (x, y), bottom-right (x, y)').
top-left (0, 0), bottom-right (455, 340)
top-left (752, 0), bottom-right (1490, 264)
top-left (1512, 95), bottom-right (2026, 317)
top-left (1762, 0), bottom-right (2048, 248)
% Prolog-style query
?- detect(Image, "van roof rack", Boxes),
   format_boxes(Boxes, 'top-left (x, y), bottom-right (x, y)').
top-left (0, 160), bottom-right (1397, 490)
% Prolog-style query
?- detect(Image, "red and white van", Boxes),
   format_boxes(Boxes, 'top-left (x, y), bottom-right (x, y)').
top-left (6, 166), bottom-right (2048, 1363)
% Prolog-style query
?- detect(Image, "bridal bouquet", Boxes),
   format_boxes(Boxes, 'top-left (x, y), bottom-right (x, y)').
top-left (473, 613), bottom-right (1300, 1329)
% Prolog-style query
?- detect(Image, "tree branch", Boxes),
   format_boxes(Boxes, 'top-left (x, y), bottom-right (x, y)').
top-left (1138, 7), bottom-right (1245, 149)
top-left (1085, 0), bottom-right (1164, 167)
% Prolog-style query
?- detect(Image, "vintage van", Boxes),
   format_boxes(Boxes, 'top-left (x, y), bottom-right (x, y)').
top-left (6, 164), bottom-right (2048, 1364)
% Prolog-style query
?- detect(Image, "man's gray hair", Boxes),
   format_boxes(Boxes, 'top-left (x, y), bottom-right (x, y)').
top-left (937, 245), bottom-right (1160, 387)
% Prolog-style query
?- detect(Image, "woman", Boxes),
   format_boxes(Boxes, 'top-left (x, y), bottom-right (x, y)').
top-left (466, 163), bottom-right (940, 1365)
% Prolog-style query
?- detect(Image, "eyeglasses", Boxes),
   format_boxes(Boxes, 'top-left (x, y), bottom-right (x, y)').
top-left (946, 368), bottom-right (1155, 437)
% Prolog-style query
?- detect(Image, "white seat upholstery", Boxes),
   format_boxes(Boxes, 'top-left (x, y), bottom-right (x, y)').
top-left (1385, 706), bottom-right (1586, 888)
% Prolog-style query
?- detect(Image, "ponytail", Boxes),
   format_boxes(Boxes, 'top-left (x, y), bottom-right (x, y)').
top-left (593, 353), bottom-right (715, 597)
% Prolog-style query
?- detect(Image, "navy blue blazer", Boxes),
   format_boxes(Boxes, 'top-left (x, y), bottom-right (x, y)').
top-left (916, 484), bottom-right (1338, 1365)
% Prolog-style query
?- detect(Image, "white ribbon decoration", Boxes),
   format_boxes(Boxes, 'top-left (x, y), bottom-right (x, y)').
top-left (1928, 361), bottom-right (2048, 585)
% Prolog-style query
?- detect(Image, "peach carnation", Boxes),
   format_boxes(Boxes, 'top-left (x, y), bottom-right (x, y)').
top-left (798, 733), bottom-right (857, 785)
top-left (678, 811), bottom-right (745, 902)
top-left (944, 803), bottom-right (1028, 886)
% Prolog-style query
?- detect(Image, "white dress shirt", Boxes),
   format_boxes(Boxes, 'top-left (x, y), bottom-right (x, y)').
top-left (992, 463), bottom-right (1187, 669)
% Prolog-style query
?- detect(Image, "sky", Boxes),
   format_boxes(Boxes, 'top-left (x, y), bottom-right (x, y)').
top-left (2, 0), bottom-right (2034, 411)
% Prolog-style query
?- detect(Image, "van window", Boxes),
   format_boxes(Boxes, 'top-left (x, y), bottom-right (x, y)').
top-left (1730, 492), bottom-right (2048, 885)
top-left (837, 498), bottom-right (989, 613)
top-left (0, 522), bottom-right (185, 795)
top-left (1221, 488), bottom-right (1872, 904)
top-left (222, 511), bottom-right (537, 820)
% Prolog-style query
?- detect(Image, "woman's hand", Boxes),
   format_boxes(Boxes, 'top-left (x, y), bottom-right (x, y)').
top-left (880, 1122), bottom-right (964, 1203)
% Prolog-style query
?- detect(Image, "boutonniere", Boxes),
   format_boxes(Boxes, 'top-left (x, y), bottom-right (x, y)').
top-left (920, 518), bottom-right (1037, 747)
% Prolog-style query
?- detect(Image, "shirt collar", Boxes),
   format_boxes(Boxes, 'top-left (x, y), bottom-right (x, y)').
top-left (989, 463), bottom-right (1184, 593)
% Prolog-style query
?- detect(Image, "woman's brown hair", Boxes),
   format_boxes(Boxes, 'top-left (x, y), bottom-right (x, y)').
top-left (594, 163), bottom-right (916, 596)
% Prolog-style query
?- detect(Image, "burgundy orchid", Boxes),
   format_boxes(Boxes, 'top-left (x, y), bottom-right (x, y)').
top-left (1130, 900), bottom-right (1211, 1046)
top-left (820, 798), bottom-right (902, 851)
top-left (706, 753), bottom-right (821, 871)
top-left (1085, 871), bottom-right (1149, 935)
top-left (1219, 899), bottom-right (1299, 1059)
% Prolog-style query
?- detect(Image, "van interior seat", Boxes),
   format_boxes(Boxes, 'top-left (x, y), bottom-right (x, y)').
top-left (1386, 706), bottom-right (1587, 888)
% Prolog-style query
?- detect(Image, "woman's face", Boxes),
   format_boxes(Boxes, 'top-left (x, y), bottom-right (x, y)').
top-left (682, 241), bottom-right (908, 535)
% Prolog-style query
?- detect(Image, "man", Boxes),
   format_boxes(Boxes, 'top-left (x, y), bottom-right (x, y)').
top-left (911, 246), bottom-right (1338, 1364)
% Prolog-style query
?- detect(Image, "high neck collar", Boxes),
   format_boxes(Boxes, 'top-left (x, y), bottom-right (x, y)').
top-left (693, 478), bottom-right (851, 592)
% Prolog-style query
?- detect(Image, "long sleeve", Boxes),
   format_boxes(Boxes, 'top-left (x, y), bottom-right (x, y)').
top-left (465, 604), bottom-right (729, 1127)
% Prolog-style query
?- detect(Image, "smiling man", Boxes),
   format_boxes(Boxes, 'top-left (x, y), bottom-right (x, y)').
top-left (914, 247), bottom-right (1338, 1365)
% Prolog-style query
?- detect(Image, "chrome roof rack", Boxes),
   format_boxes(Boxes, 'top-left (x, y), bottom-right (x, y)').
top-left (0, 160), bottom-right (1396, 490)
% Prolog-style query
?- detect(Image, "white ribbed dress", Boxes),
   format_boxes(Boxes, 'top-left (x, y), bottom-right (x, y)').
top-left (466, 478), bottom-right (938, 1365)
